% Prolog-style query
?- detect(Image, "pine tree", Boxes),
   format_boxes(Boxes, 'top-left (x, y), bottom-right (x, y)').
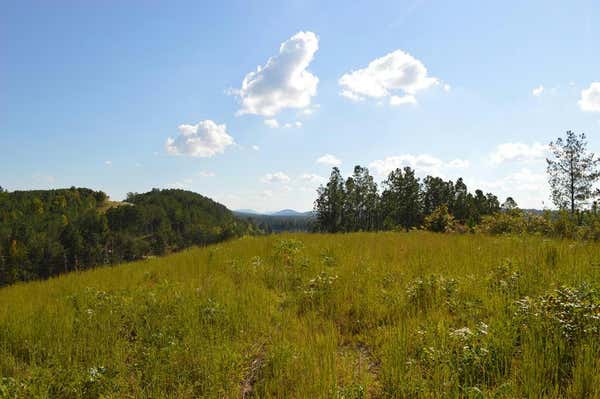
top-left (314, 167), bottom-right (346, 233)
top-left (547, 131), bottom-right (600, 213)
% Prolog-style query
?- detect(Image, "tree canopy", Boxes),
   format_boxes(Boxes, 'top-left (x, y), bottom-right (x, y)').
top-left (313, 166), bottom-right (500, 233)
top-left (0, 188), bottom-right (257, 286)
top-left (547, 131), bottom-right (600, 213)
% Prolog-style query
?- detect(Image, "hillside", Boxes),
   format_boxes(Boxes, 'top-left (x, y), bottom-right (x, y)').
top-left (1, 232), bottom-right (599, 397)
top-left (0, 188), bottom-right (258, 286)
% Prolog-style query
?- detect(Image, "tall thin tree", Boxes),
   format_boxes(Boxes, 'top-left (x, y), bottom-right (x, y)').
top-left (314, 167), bottom-right (346, 233)
top-left (546, 131), bottom-right (600, 214)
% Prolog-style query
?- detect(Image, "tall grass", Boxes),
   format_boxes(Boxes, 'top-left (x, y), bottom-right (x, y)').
top-left (1, 232), bottom-right (600, 398)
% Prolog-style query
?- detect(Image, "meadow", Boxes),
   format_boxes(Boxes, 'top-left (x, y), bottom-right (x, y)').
top-left (1, 232), bottom-right (600, 398)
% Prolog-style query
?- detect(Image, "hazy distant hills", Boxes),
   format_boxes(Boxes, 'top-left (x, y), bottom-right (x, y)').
top-left (234, 209), bottom-right (314, 217)
top-left (234, 209), bottom-right (314, 233)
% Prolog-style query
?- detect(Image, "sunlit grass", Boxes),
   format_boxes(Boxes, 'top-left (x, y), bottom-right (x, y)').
top-left (1, 232), bottom-right (600, 398)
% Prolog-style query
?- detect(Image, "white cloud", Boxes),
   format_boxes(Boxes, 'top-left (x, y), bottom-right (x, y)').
top-left (447, 159), bottom-right (470, 168)
top-left (165, 120), bottom-right (234, 158)
top-left (198, 170), bottom-right (215, 177)
top-left (261, 172), bottom-right (291, 184)
top-left (443, 83), bottom-right (451, 92)
top-left (480, 169), bottom-right (546, 192)
top-left (299, 105), bottom-right (319, 116)
top-left (340, 90), bottom-right (364, 102)
top-left (105, 160), bottom-right (112, 166)
top-left (265, 119), bottom-right (302, 129)
top-left (389, 94), bottom-right (417, 106)
top-left (264, 119), bottom-right (280, 128)
top-left (339, 49), bottom-right (439, 104)
top-left (474, 168), bottom-right (549, 209)
top-left (299, 173), bottom-right (326, 184)
top-left (316, 153), bottom-right (342, 167)
top-left (489, 142), bottom-right (548, 164)
top-left (236, 31), bottom-right (319, 117)
top-left (252, 145), bottom-right (260, 151)
top-left (369, 154), bottom-right (469, 178)
top-left (578, 82), bottom-right (600, 112)
top-left (532, 85), bottom-right (544, 96)
top-left (283, 121), bottom-right (302, 128)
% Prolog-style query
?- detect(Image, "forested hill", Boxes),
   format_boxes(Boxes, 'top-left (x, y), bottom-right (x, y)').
top-left (0, 187), bottom-right (259, 286)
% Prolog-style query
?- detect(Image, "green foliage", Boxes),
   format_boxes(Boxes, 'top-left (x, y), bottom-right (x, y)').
top-left (547, 131), bottom-right (600, 213)
top-left (382, 166), bottom-right (422, 231)
top-left (423, 204), bottom-right (456, 232)
top-left (0, 188), bottom-right (257, 286)
top-left (478, 208), bottom-right (600, 241)
top-left (313, 166), bottom-right (499, 233)
top-left (314, 167), bottom-right (347, 233)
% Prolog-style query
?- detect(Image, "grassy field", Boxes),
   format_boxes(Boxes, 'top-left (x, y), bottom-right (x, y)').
top-left (1, 232), bottom-right (600, 398)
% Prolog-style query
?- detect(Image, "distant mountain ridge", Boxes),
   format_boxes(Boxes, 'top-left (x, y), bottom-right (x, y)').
top-left (234, 209), bottom-right (315, 233)
top-left (235, 209), bottom-right (313, 216)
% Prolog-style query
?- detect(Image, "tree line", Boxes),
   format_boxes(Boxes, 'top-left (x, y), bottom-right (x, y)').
top-left (0, 188), bottom-right (257, 286)
top-left (235, 212), bottom-right (314, 233)
top-left (313, 130), bottom-right (600, 236)
top-left (313, 165), bottom-right (501, 233)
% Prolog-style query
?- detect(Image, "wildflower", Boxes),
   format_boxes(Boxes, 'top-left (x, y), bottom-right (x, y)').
top-left (450, 327), bottom-right (473, 339)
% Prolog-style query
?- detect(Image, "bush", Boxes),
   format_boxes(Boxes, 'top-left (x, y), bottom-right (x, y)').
top-left (423, 205), bottom-right (456, 233)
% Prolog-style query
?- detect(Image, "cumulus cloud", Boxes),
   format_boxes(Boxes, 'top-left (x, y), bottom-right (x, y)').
top-left (105, 160), bottom-right (112, 166)
top-left (389, 94), bottom-right (417, 106)
top-left (579, 82), bottom-right (600, 112)
top-left (532, 85), bottom-right (544, 96)
top-left (339, 49), bottom-right (439, 105)
top-left (316, 153), bottom-right (342, 167)
top-left (447, 159), bottom-right (470, 168)
top-left (265, 119), bottom-right (302, 129)
top-left (299, 173), bottom-right (326, 184)
top-left (369, 154), bottom-right (469, 177)
top-left (252, 145), bottom-right (260, 151)
top-left (474, 168), bottom-right (549, 209)
top-left (299, 104), bottom-right (319, 116)
top-left (489, 142), bottom-right (548, 164)
top-left (236, 31), bottom-right (319, 117)
top-left (264, 119), bottom-right (280, 128)
top-left (165, 120), bottom-right (234, 158)
top-left (261, 172), bottom-right (291, 184)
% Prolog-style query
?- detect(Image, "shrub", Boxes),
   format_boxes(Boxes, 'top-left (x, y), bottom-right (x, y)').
top-left (514, 284), bottom-right (600, 344)
top-left (423, 205), bottom-right (456, 233)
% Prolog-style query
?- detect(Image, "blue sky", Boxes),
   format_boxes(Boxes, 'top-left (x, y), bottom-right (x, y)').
top-left (2, 0), bottom-right (599, 212)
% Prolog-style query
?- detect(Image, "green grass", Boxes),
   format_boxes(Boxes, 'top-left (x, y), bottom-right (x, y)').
top-left (1, 232), bottom-right (600, 398)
